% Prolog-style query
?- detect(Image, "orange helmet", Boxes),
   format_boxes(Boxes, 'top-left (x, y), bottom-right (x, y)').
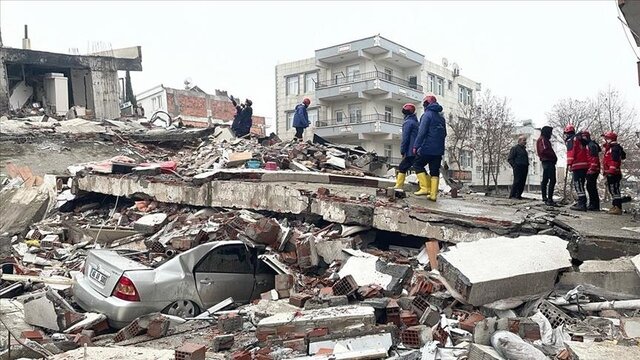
top-left (402, 103), bottom-right (416, 114)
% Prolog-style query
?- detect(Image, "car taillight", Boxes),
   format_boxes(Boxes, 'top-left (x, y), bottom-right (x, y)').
top-left (112, 276), bottom-right (140, 302)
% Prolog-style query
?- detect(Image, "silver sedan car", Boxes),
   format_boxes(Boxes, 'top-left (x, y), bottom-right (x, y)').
top-left (73, 240), bottom-right (276, 328)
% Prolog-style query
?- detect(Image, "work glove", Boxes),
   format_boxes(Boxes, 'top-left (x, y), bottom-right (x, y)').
top-left (412, 147), bottom-right (417, 156)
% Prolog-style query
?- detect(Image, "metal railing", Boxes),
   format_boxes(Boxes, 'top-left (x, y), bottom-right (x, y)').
top-left (315, 113), bottom-right (404, 127)
top-left (315, 71), bottom-right (423, 91)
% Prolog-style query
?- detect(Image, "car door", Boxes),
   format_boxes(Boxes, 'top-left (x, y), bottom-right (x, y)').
top-left (193, 244), bottom-right (255, 308)
top-left (251, 249), bottom-right (276, 300)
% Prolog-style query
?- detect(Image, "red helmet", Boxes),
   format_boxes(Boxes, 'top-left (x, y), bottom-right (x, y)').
top-left (603, 131), bottom-right (618, 141)
top-left (564, 124), bottom-right (575, 133)
top-left (581, 130), bottom-right (590, 138)
top-left (402, 103), bottom-right (416, 114)
top-left (423, 93), bottom-right (437, 104)
top-left (303, 98), bottom-right (311, 106)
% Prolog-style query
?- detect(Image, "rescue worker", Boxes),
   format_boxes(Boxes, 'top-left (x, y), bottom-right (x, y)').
top-left (584, 131), bottom-right (601, 211)
top-left (602, 131), bottom-right (626, 215)
top-left (292, 98), bottom-right (311, 140)
top-left (392, 103), bottom-right (419, 189)
top-left (412, 93), bottom-right (446, 201)
top-left (235, 99), bottom-right (253, 138)
top-left (564, 125), bottom-right (589, 211)
top-left (536, 126), bottom-right (557, 205)
top-left (229, 94), bottom-right (244, 136)
top-left (508, 135), bottom-right (529, 200)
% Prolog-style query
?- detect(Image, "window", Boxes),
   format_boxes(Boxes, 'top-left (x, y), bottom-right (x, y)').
top-left (308, 108), bottom-right (318, 127)
top-left (384, 144), bottom-right (392, 159)
top-left (334, 73), bottom-right (343, 85)
top-left (194, 245), bottom-right (253, 274)
top-left (304, 72), bottom-right (317, 93)
top-left (335, 110), bottom-right (344, 123)
top-left (447, 80), bottom-right (453, 91)
top-left (408, 76), bottom-right (418, 89)
top-left (286, 75), bottom-right (299, 96)
top-left (460, 150), bottom-right (473, 168)
top-left (348, 104), bottom-right (362, 124)
top-left (285, 111), bottom-right (294, 130)
top-left (346, 64), bottom-right (360, 81)
top-left (458, 85), bottom-right (473, 105)
top-left (151, 95), bottom-right (163, 110)
top-left (436, 77), bottom-right (444, 96)
top-left (384, 106), bottom-right (393, 122)
top-left (428, 74), bottom-right (435, 93)
top-left (384, 68), bottom-right (393, 81)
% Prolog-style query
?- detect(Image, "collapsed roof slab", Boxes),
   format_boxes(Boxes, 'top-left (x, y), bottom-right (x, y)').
top-left (1, 47), bottom-right (142, 72)
top-left (73, 174), bottom-right (527, 243)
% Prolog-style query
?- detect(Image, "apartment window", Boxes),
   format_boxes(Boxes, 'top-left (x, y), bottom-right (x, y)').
top-left (384, 106), bottom-right (393, 122)
top-left (151, 95), bottom-right (163, 110)
top-left (285, 111), bottom-right (294, 130)
top-left (346, 64), bottom-right (360, 81)
top-left (458, 85), bottom-right (473, 105)
top-left (384, 68), bottom-right (393, 81)
top-left (348, 104), bottom-right (362, 124)
top-left (308, 108), bottom-right (318, 127)
top-left (335, 110), bottom-right (345, 124)
top-left (428, 74), bottom-right (435, 93)
top-left (304, 72), bottom-right (317, 93)
top-left (436, 77), bottom-right (444, 96)
top-left (384, 144), bottom-right (392, 159)
top-left (460, 150), bottom-right (473, 168)
top-left (408, 76), bottom-right (418, 89)
top-left (286, 75), bottom-right (299, 96)
top-left (447, 80), bottom-right (453, 91)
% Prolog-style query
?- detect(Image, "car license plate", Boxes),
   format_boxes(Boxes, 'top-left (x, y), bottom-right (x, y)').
top-left (89, 267), bottom-right (108, 286)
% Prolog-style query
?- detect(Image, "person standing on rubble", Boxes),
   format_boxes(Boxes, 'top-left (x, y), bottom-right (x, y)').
top-left (536, 126), bottom-right (558, 205)
top-left (391, 103), bottom-right (419, 190)
top-left (292, 98), bottom-right (311, 140)
top-left (229, 94), bottom-right (244, 136)
top-left (564, 125), bottom-right (590, 211)
top-left (584, 131), bottom-right (602, 211)
top-left (236, 99), bottom-right (253, 138)
top-left (508, 135), bottom-right (529, 200)
top-left (412, 93), bottom-right (446, 201)
top-left (602, 131), bottom-right (626, 215)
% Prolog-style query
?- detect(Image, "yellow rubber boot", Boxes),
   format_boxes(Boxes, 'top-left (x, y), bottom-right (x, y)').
top-left (428, 176), bottom-right (439, 201)
top-left (394, 172), bottom-right (406, 190)
top-left (414, 173), bottom-right (431, 196)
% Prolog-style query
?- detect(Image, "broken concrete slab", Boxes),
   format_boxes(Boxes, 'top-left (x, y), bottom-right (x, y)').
top-left (133, 213), bottom-right (168, 234)
top-left (308, 332), bottom-right (393, 356)
top-left (337, 250), bottom-right (411, 294)
top-left (438, 235), bottom-right (572, 306)
top-left (561, 214), bottom-right (640, 261)
top-left (48, 346), bottom-right (175, 359)
top-left (23, 293), bottom-right (64, 331)
top-left (564, 340), bottom-right (640, 359)
top-left (0, 299), bottom-right (34, 350)
top-left (0, 184), bottom-right (52, 237)
top-left (621, 317), bottom-right (640, 339)
top-left (314, 238), bottom-right (353, 263)
top-left (256, 305), bottom-right (376, 342)
top-left (468, 343), bottom-right (506, 360)
top-left (558, 257), bottom-right (640, 298)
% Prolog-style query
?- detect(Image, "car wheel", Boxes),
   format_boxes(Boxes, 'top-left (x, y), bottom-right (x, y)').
top-left (164, 300), bottom-right (200, 318)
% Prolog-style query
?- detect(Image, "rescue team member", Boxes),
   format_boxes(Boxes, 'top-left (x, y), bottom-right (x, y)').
top-left (229, 94), bottom-right (244, 136)
top-left (391, 103), bottom-right (419, 189)
top-left (564, 125), bottom-right (589, 211)
top-left (292, 98), bottom-right (311, 140)
top-left (602, 131), bottom-right (626, 215)
top-left (536, 126), bottom-right (557, 206)
top-left (412, 93), bottom-right (446, 202)
top-left (584, 131), bottom-right (602, 211)
top-left (236, 99), bottom-right (253, 138)
top-left (507, 135), bottom-right (529, 200)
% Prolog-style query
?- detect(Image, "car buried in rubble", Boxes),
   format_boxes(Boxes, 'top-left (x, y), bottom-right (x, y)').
top-left (73, 240), bottom-right (276, 328)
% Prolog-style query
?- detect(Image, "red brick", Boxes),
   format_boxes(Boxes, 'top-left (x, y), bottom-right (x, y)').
top-left (332, 275), bottom-right (358, 297)
top-left (319, 287), bottom-right (334, 296)
top-left (175, 342), bottom-right (206, 360)
top-left (289, 293), bottom-right (312, 307)
top-left (231, 350), bottom-right (252, 360)
top-left (400, 310), bottom-right (419, 327)
top-left (147, 316), bottom-right (170, 338)
top-left (386, 299), bottom-right (401, 327)
top-left (275, 274), bottom-right (294, 291)
top-left (401, 325), bottom-right (430, 349)
top-left (73, 333), bottom-right (92, 346)
top-left (20, 330), bottom-right (44, 341)
top-left (113, 319), bottom-right (145, 343)
top-left (458, 312), bottom-right (485, 333)
top-left (217, 313), bottom-right (244, 333)
top-left (80, 330), bottom-right (95, 339)
top-left (64, 310), bottom-right (85, 328)
top-left (283, 338), bottom-right (307, 352)
top-left (411, 294), bottom-right (430, 317)
top-left (306, 327), bottom-right (329, 338)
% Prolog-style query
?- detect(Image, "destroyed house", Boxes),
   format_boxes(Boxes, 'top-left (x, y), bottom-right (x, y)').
top-left (136, 85), bottom-right (267, 136)
top-left (0, 46), bottom-right (143, 119)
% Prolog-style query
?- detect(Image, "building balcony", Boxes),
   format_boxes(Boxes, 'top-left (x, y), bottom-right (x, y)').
top-left (315, 71), bottom-right (423, 103)
top-left (315, 35), bottom-right (424, 68)
top-left (314, 113), bottom-right (404, 138)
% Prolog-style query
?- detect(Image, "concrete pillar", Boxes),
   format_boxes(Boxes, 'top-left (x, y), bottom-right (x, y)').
top-left (90, 70), bottom-right (120, 119)
top-left (0, 57), bottom-right (9, 115)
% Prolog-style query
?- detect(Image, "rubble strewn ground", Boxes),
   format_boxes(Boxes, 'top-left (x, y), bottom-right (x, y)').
top-left (1, 123), bottom-right (640, 360)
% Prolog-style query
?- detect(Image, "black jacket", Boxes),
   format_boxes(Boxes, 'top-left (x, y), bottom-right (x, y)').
top-left (236, 106), bottom-right (253, 135)
top-left (508, 144), bottom-right (529, 168)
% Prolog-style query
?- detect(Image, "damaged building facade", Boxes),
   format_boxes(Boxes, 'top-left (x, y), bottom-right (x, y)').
top-left (136, 85), bottom-right (267, 136)
top-left (0, 44), bottom-right (143, 119)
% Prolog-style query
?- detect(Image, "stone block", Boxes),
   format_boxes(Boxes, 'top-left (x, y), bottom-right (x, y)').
top-left (558, 257), bottom-right (640, 297)
top-left (134, 213), bottom-right (168, 234)
top-left (438, 235), bottom-right (571, 306)
top-left (147, 315), bottom-right (170, 338)
top-left (217, 313), bottom-right (243, 333)
top-left (212, 334), bottom-right (234, 352)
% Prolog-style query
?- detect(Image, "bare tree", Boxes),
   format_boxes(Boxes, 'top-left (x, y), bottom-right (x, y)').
top-left (471, 91), bottom-right (515, 191)
top-left (446, 104), bottom-right (474, 172)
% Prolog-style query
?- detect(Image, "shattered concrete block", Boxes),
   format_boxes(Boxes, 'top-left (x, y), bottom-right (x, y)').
top-left (147, 315), bottom-right (170, 339)
top-left (337, 250), bottom-right (411, 294)
top-left (410, 294), bottom-right (429, 317)
top-left (40, 234), bottom-right (60, 249)
top-left (332, 275), bottom-right (358, 296)
top-left (170, 237), bottom-right (198, 251)
top-left (283, 338), bottom-right (307, 352)
top-left (438, 235), bottom-right (572, 306)
top-left (245, 218), bottom-right (281, 248)
top-left (134, 213), bottom-right (168, 234)
top-left (175, 342), bottom-right (206, 360)
top-left (401, 325), bottom-right (432, 349)
top-left (113, 318), bottom-right (145, 342)
top-left (419, 307), bottom-right (440, 327)
top-left (564, 340), bottom-right (640, 359)
top-left (309, 332), bottom-right (394, 356)
top-left (467, 343), bottom-right (506, 360)
top-left (23, 294), bottom-right (64, 331)
top-left (275, 274), bottom-right (294, 298)
top-left (295, 236), bottom-right (319, 270)
top-left (217, 313), bottom-right (244, 333)
top-left (621, 317), bottom-right (640, 338)
top-left (256, 306), bottom-right (375, 342)
top-left (304, 295), bottom-right (349, 310)
top-left (289, 293), bottom-right (313, 308)
top-left (558, 257), bottom-right (640, 297)
top-left (212, 334), bottom-right (234, 352)
top-left (315, 238), bottom-right (353, 263)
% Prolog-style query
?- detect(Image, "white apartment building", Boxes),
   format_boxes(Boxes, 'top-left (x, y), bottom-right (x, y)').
top-left (275, 35), bottom-right (481, 180)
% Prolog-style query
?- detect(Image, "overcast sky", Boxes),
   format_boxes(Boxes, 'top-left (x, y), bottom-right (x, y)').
top-left (1, 1), bottom-right (639, 130)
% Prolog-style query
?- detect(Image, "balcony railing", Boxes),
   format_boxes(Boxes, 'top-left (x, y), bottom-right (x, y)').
top-left (315, 113), bottom-right (404, 127)
top-left (315, 71), bottom-right (423, 92)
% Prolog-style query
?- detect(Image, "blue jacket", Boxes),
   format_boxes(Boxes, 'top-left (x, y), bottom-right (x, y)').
top-left (414, 102), bottom-right (446, 156)
top-left (400, 113), bottom-right (419, 156)
top-left (236, 106), bottom-right (253, 135)
top-left (292, 104), bottom-right (309, 128)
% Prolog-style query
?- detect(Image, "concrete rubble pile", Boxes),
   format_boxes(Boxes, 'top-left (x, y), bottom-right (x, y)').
top-left (1, 138), bottom-right (640, 359)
